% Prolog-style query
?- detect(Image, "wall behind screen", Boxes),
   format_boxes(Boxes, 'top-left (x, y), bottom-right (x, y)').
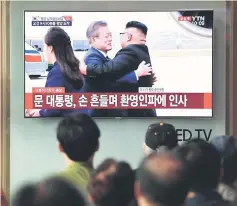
top-left (10, 1), bottom-right (226, 195)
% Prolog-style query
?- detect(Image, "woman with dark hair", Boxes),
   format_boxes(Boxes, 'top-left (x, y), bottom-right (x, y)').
top-left (88, 158), bottom-right (135, 206)
top-left (12, 177), bottom-right (88, 206)
top-left (27, 27), bottom-right (88, 117)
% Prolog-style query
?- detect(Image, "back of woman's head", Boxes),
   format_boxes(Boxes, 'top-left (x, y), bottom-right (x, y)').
top-left (12, 177), bottom-right (87, 206)
top-left (88, 158), bottom-right (135, 206)
top-left (45, 27), bottom-right (83, 89)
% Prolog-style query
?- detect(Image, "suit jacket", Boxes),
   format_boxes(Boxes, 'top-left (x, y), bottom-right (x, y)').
top-left (86, 44), bottom-right (156, 117)
top-left (84, 47), bottom-right (138, 117)
top-left (84, 47), bottom-right (137, 93)
top-left (39, 62), bottom-right (89, 117)
top-left (86, 44), bottom-right (153, 90)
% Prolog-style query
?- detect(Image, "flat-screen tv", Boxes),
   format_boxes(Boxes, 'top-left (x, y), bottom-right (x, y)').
top-left (24, 11), bottom-right (213, 118)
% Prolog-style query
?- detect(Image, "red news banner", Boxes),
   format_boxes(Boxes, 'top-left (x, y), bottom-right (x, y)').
top-left (25, 87), bottom-right (212, 110)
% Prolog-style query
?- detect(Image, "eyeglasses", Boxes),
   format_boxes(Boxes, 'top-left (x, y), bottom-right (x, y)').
top-left (119, 32), bottom-right (126, 35)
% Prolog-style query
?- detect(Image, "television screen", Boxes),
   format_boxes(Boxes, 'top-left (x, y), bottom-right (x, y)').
top-left (24, 11), bottom-right (213, 118)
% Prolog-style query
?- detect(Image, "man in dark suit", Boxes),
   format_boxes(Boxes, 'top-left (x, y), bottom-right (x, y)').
top-left (81, 21), bottom-right (156, 117)
top-left (83, 21), bottom-right (152, 117)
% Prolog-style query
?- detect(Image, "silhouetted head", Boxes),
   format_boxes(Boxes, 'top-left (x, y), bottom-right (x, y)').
top-left (44, 27), bottom-right (83, 89)
top-left (57, 114), bottom-right (100, 162)
top-left (135, 152), bottom-right (190, 206)
top-left (210, 135), bottom-right (237, 185)
top-left (88, 158), bottom-right (135, 206)
top-left (143, 122), bottom-right (178, 156)
top-left (120, 21), bottom-right (148, 48)
top-left (86, 21), bottom-right (112, 52)
top-left (12, 177), bottom-right (87, 206)
top-left (174, 138), bottom-right (221, 192)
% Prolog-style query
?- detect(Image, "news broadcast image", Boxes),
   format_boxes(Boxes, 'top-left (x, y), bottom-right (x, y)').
top-left (24, 11), bottom-right (213, 118)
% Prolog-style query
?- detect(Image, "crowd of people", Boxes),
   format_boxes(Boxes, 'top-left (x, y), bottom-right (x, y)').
top-left (2, 114), bottom-right (237, 206)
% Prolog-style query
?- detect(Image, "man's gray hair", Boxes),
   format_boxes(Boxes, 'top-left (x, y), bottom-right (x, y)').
top-left (86, 21), bottom-right (108, 43)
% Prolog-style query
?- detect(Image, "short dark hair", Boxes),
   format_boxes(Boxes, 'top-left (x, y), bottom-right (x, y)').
top-left (12, 177), bottom-right (87, 206)
top-left (125, 21), bottom-right (148, 35)
top-left (174, 139), bottom-right (221, 192)
top-left (137, 152), bottom-right (190, 206)
top-left (57, 114), bottom-right (100, 162)
top-left (88, 158), bottom-right (135, 206)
